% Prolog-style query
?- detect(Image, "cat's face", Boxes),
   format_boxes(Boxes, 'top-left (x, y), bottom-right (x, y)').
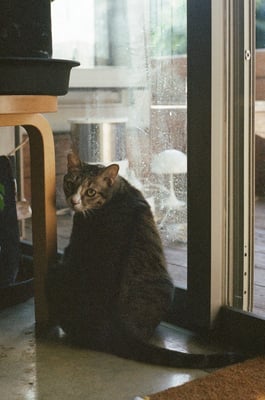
top-left (64, 153), bottom-right (119, 213)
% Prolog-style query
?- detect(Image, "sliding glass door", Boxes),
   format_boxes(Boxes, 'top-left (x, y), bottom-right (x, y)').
top-left (21, 0), bottom-right (265, 348)
top-left (51, 1), bottom-right (189, 292)
top-left (208, 0), bottom-right (265, 352)
top-left (181, 0), bottom-right (265, 347)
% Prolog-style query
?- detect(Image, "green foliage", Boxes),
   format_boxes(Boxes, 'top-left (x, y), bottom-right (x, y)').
top-left (150, 0), bottom-right (187, 57)
top-left (256, 0), bottom-right (265, 48)
top-left (0, 183), bottom-right (5, 211)
top-left (150, 1), bottom-right (265, 52)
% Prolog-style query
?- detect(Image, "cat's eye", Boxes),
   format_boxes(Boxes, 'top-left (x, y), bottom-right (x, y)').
top-left (65, 181), bottom-right (73, 189)
top-left (86, 188), bottom-right (96, 197)
top-left (64, 180), bottom-right (75, 193)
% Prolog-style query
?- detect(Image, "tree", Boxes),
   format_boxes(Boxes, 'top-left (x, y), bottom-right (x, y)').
top-left (256, 0), bottom-right (265, 48)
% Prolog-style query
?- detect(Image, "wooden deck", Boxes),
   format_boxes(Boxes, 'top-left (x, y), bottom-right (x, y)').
top-left (253, 198), bottom-right (265, 317)
top-left (164, 198), bottom-right (265, 318)
top-left (25, 198), bottom-right (265, 318)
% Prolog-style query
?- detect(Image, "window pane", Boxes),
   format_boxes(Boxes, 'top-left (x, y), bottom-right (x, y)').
top-left (51, 0), bottom-right (95, 66)
top-left (24, 0), bottom-right (188, 289)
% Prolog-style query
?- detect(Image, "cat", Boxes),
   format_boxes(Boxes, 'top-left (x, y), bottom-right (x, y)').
top-left (46, 152), bottom-right (242, 368)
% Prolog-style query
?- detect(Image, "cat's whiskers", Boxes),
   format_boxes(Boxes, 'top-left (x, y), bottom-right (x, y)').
top-left (82, 209), bottom-right (89, 218)
top-left (82, 208), bottom-right (95, 218)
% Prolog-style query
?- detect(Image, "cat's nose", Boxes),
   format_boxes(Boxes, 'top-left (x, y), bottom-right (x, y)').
top-left (71, 197), bottom-right (80, 206)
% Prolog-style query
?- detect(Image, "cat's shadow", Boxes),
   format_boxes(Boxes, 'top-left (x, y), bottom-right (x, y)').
top-left (44, 321), bottom-right (222, 357)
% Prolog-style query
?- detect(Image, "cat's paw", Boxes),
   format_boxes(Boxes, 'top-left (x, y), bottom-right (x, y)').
top-left (44, 325), bottom-right (65, 342)
top-left (133, 397), bottom-right (149, 400)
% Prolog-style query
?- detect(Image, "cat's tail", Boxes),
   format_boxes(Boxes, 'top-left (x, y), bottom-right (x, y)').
top-left (116, 339), bottom-right (244, 369)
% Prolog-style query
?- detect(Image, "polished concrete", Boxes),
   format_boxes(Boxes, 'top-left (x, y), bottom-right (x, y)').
top-left (0, 298), bottom-right (209, 400)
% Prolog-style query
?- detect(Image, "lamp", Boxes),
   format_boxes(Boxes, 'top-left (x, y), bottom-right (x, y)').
top-left (151, 149), bottom-right (187, 211)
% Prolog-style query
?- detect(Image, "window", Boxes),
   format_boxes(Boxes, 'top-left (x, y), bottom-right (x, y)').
top-left (51, 0), bottom-right (95, 67)
top-left (41, 0), bottom-right (189, 292)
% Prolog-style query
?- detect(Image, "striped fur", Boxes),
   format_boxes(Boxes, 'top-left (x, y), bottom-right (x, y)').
top-left (46, 153), bottom-right (242, 368)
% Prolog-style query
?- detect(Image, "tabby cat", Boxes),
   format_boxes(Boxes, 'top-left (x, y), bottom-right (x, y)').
top-left (46, 152), bottom-right (241, 368)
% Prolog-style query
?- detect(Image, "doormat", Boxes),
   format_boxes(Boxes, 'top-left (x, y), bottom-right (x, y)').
top-left (141, 356), bottom-right (265, 400)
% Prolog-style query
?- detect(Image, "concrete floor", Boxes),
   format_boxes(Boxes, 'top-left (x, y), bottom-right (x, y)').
top-left (0, 298), bottom-right (209, 400)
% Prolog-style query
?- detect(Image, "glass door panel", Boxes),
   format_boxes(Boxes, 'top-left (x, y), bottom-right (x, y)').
top-left (44, 0), bottom-right (188, 288)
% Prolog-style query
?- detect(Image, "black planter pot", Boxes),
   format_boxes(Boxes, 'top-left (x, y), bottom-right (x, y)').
top-left (0, 0), bottom-right (53, 59)
top-left (0, 58), bottom-right (79, 95)
top-left (0, 0), bottom-right (79, 95)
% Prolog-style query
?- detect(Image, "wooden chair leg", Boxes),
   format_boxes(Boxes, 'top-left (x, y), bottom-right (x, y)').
top-left (0, 112), bottom-right (57, 334)
top-left (24, 114), bottom-right (57, 334)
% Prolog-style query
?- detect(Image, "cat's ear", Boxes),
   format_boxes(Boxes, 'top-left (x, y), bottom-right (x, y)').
top-left (102, 164), bottom-right (119, 186)
top-left (67, 152), bottom-right (81, 171)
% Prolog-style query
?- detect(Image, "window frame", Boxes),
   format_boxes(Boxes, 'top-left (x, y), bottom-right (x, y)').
top-left (169, 0), bottom-right (214, 330)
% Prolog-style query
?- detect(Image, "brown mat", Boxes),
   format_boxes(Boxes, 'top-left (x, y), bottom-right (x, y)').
top-left (143, 356), bottom-right (265, 400)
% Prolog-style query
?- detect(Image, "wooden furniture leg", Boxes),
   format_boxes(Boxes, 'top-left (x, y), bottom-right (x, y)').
top-left (0, 111), bottom-right (57, 334)
top-left (24, 114), bottom-right (57, 334)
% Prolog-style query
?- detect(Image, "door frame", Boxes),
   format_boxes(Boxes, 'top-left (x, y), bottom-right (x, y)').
top-left (172, 1), bottom-right (265, 355)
